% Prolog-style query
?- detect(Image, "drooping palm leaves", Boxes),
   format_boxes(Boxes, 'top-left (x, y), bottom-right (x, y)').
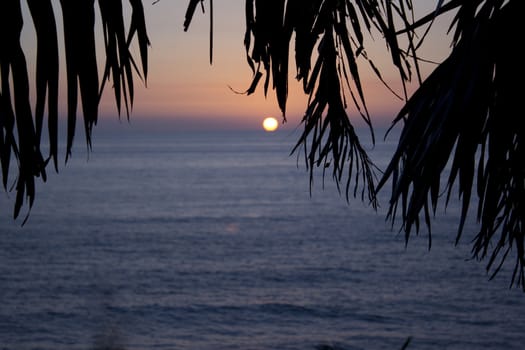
top-left (27, 0), bottom-right (59, 171)
top-left (185, 0), bottom-right (524, 288)
top-left (2, 0), bottom-right (523, 289)
top-left (1, 0), bottom-right (47, 224)
top-left (184, 0), bottom-right (420, 208)
top-left (0, 0), bottom-right (149, 222)
top-left (376, 0), bottom-right (525, 289)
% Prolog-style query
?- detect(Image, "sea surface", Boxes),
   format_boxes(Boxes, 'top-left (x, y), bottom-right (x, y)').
top-left (0, 126), bottom-right (523, 350)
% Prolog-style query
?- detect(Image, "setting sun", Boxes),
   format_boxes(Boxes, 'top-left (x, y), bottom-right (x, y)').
top-left (262, 117), bottom-right (279, 132)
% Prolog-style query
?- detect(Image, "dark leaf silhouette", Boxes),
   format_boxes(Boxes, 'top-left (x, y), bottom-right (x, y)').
top-left (184, 0), bottom-right (524, 289)
top-left (0, 0), bottom-right (523, 289)
top-left (60, 0), bottom-right (99, 159)
top-left (0, 0), bottom-right (149, 222)
top-left (27, 0), bottom-right (59, 171)
top-left (0, 0), bottom-right (46, 223)
top-left (376, 0), bottom-right (525, 289)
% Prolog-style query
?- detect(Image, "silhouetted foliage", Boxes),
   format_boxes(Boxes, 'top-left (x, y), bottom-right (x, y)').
top-left (0, 0), bottom-right (149, 224)
top-left (376, 0), bottom-right (525, 289)
top-left (0, 0), bottom-right (523, 289)
top-left (184, 0), bottom-right (525, 290)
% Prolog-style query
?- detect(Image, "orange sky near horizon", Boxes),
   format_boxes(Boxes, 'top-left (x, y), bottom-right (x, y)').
top-left (21, 1), bottom-right (454, 132)
top-left (114, 1), bottom-right (406, 131)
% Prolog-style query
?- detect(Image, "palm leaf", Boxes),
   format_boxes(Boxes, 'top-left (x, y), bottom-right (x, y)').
top-left (377, 0), bottom-right (525, 289)
top-left (128, 0), bottom-right (151, 83)
top-left (99, 0), bottom-right (134, 119)
top-left (27, 0), bottom-right (59, 171)
top-left (0, 0), bottom-right (47, 222)
top-left (0, 65), bottom-right (17, 190)
top-left (60, 0), bottom-right (100, 159)
top-left (185, 0), bottom-right (524, 288)
top-left (0, 0), bottom-right (149, 223)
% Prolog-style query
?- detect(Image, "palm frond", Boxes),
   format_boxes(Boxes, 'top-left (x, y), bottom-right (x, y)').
top-left (99, 0), bottom-right (138, 119)
top-left (0, 0), bottom-right (47, 223)
top-left (0, 0), bottom-right (149, 222)
top-left (60, 0), bottom-right (99, 159)
top-left (27, 0), bottom-right (59, 171)
top-left (185, 0), bottom-right (525, 288)
top-left (184, 0), bottom-right (422, 208)
top-left (377, 0), bottom-right (525, 289)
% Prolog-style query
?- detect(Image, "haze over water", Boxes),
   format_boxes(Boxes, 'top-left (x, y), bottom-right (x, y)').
top-left (1, 127), bottom-right (523, 350)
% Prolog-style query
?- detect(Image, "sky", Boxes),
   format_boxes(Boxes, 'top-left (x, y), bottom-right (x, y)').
top-left (21, 1), bottom-right (455, 133)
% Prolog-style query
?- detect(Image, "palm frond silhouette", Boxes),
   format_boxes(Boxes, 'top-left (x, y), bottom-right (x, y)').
top-left (184, 0), bottom-right (524, 289)
top-left (0, 0), bottom-right (523, 289)
top-left (0, 0), bottom-right (149, 224)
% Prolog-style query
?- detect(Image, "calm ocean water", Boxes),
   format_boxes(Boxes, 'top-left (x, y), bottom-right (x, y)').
top-left (0, 127), bottom-right (523, 350)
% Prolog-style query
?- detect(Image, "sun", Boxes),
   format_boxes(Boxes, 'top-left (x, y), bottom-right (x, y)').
top-left (262, 117), bottom-right (279, 132)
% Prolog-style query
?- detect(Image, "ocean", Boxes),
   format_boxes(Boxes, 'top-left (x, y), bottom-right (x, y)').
top-left (0, 126), bottom-right (523, 350)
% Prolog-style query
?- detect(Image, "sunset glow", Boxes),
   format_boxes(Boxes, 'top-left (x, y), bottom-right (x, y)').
top-left (20, 1), bottom-right (453, 131)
